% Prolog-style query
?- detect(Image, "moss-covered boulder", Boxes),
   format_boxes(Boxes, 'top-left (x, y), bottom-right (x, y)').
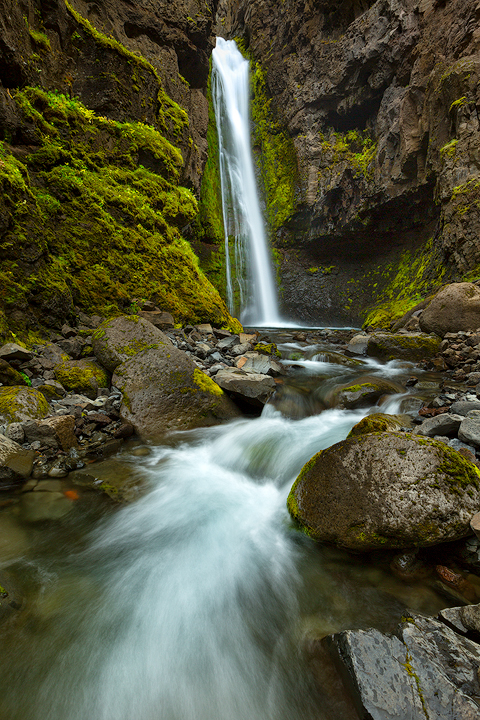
top-left (347, 413), bottom-right (411, 437)
top-left (112, 347), bottom-right (242, 440)
top-left (92, 315), bottom-right (172, 373)
top-left (54, 359), bottom-right (110, 399)
top-left (0, 359), bottom-right (28, 387)
top-left (419, 283), bottom-right (480, 337)
top-left (328, 375), bottom-right (404, 409)
top-left (0, 387), bottom-right (49, 424)
top-left (253, 342), bottom-right (281, 358)
top-left (287, 432), bottom-right (480, 551)
top-left (366, 332), bottom-right (441, 362)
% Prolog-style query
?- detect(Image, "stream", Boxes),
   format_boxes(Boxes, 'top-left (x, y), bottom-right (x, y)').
top-left (0, 330), bottom-right (453, 720)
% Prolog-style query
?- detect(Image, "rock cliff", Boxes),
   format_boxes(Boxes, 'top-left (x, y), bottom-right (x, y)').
top-left (220, 0), bottom-right (480, 326)
top-left (0, 0), bottom-right (240, 340)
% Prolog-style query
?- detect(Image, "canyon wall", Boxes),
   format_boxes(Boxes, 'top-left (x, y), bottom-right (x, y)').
top-left (218, 0), bottom-right (480, 326)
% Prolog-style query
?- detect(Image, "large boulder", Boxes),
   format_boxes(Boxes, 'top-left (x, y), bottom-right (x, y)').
top-left (92, 315), bottom-right (173, 373)
top-left (420, 283), bottom-right (480, 337)
top-left (328, 375), bottom-right (404, 409)
top-left (113, 347), bottom-right (241, 440)
top-left (347, 413), bottom-right (410, 437)
top-left (54, 358), bottom-right (110, 399)
top-left (366, 332), bottom-right (441, 361)
top-left (0, 359), bottom-right (28, 386)
top-left (0, 434), bottom-right (35, 489)
top-left (287, 432), bottom-right (480, 550)
top-left (0, 387), bottom-right (50, 424)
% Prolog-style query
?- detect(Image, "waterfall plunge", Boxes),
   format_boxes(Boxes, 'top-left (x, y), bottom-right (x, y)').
top-left (212, 38), bottom-right (281, 327)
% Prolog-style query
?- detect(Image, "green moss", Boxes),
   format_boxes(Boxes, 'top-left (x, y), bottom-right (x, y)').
top-left (436, 443), bottom-right (480, 495)
top-left (319, 129), bottom-right (377, 182)
top-left (440, 139), bottom-right (458, 157)
top-left (24, 16), bottom-right (51, 52)
top-left (363, 238), bottom-right (447, 328)
top-left (0, 387), bottom-right (49, 423)
top-left (193, 368), bottom-right (223, 396)
top-left (54, 360), bottom-right (109, 393)
top-left (347, 413), bottom-right (403, 438)
top-left (0, 86), bottom-right (239, 339)
top-left (254, 342), bottom-right (281, 358)
top-left (0, 585), bottom-right (7, 598)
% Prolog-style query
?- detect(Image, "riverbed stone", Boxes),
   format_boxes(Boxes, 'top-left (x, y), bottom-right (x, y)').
top-left (366, 332), bottom-right (441, 361)
top-left (0, 343), bottom-right (33, 362)
top-left (235, 351), bottom-right (283, 376)
top-left (92, 315), bottom-right (174, 372)
top-left (347, 413), bottom-right (410, 437)
top-left (458, 411), bottom-right (480, 447)
top-left (287, 431), bottom-right (480, 550)
top-left (328, 375), bottom-right (404, 409)
top-left (346, 334), bottom-right (368, 355)
top-left (138, 310), bottom-right (174, 330)
top-left (420, 283), bottom-right (480, 337)
top-left (214, 368), bottom-right (276, 407)
top-left (0, 435), bottom-right (35, 487)
top-left (23, 415), bottom-right (78, 451)
top-left (0, 386), bottom-right (50, 424)
top-left (0, 359), bottom-right (27, 386)
top-left (20, 491), bottom-right (73, 522)
top-left (450, 400), bottom-right (480, 415)
top-left (415, 413), bottom-right (464, 437)
top-left (113, 346), bottom-right (241, 440)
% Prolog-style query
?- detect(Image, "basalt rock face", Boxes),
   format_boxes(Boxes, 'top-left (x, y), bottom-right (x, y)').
top-left (221, 0), bottom-right (480, 326)
top-left (0, 0), bottom-right (238, 340)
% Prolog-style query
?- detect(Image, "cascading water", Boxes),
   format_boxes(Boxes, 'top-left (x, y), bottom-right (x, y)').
top-left (212, 38), bottom-right (282, 327)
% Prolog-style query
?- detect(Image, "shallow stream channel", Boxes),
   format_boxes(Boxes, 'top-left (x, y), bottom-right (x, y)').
top-left (0, 328), bottom-right (464, 720)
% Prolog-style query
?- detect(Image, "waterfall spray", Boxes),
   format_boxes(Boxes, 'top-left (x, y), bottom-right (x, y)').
top-left (211, 38), bottom-right (281, 327)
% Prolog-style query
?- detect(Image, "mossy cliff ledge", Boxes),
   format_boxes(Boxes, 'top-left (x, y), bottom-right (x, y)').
top-left (287, 430), bottom-right (480, 551)
top-left (221, 0), bottom-right (480, 326)
top-left (0, 0), bottom-right (237, 342)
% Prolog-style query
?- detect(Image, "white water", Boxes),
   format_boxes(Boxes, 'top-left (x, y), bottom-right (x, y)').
top-left (212, 38), bottom-right (281, 326)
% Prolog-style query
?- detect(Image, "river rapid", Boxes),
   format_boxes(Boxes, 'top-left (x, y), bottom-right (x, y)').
top-left (0, 330), bottom-right (452, 720)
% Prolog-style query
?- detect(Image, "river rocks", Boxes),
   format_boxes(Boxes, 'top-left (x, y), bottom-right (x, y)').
top-left (92, 315), bottom-right (173, 372)
top-left (0, 343), bottom-right (33, 362)
top-left (0, 359), bottom-right (27, 386)
top-left (367, 332), bottom-right (441, 362)
top-left (347, 413), bottom-right (409, 437)
top-left (0, 386), bottom-right (50, 424)
top-left (328, 375), bottom-right (404, 409)
top-left (19, 491), bottom-right (74, 522)
top-left (458, 411), bottom-right (480, 448)
top-left (0, 435), bottom-right (35, 488)
top-left (327, 613), bottom-right (480, 720)
top-left (288, 432), bottom-right (480, 550)
top-left (415, 413), bottom-right (464, 437)
top-left (214, 368), bottom-right (276, 407)
top-left (23, 416), bottom-right (78, 451)
top-left (235, 351), bottom-right (283, 376)
top-left (420, 284), bottom-right (480, 337)
top-left (137, 310), bottom-right (175, 330)
top-left (113, 347), bottom-right (241, 439)
top-left (53, 358), bottom-right (110, 399)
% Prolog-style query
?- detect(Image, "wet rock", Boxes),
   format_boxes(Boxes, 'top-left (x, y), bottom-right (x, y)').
top-left (113, 347), bottom-right (241, 440)
top-left (0, 343), bottom-right (33, 362)
top-left (4, 422), bottom-right (24, 444)
top-left (415, 413), bottom-right (463, 437)
top-left (232, 342), bottom-right (251, 356)
top-left (92, 315), bottom-right (173, 372)
top-left (37, 380), bottom-right (66, 401)
top-left (0, 359), bottom-right (28, 386)
top-left (0, 435), bottom-right (35, 488)
top-left (56, 336), bottom-right (85, 359)
top-left (346, 334), bottom-right (368, 356)
top-left (214, 368), bottom-right (276, 408)
top-left (451, 400), bottom-right (480, 415)
top-left (470, 512), bottom-right (480, 540)
top-left (20, 491), bottom-right (73, 522)
top-left (236, 351), bottom-right (283, 376)
top-left (0, 386), bottom-right (50, 424)
top-left (435, 565), bottom-right (477, 603)
top-left (0, 515), bottom-right (29, 561)
top-left (53, 358), bottom-right (110, 399)
top-left (367, 332), bottom-right (441, 362)
top-left (420, 284), bottom-right (480, 337)
top-left (459, 411), bottom-right (480, 447)
top-left (390, 550), bottom-right (430, 582)
top-left (329, 375), bottom-right (404, 409)
top-left (287, 432), bottom-right (480, 550)
top-left (0, 572), bottom-right (24, 621)
top-left (347, 413), bottom-right (410, 437)
top-left (217, 336), bottom-right (237, 350)
top-left (33, 480), bottom-right (63, 492)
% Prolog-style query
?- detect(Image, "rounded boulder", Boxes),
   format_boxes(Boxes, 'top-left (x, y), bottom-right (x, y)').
top-left (287, 432), bottom-right (480, 550)
top-left (92, 315), bottom-right (172, 373)
top-left (419, 283), bottom-right (480, 337)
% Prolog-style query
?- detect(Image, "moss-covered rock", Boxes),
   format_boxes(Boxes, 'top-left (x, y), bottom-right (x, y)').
top-left (347, 413), bottom-right (411, 438)
top-left (366, 332), bottom-right (441, 362)
top-left (328, 375), bottom-right (404, 409)
top-left (287, 432), bottom-right (480, 550)
top-left (253, 342), bottom-right (281, 358)
top-left (0, 359), bottom-right (28, 387)
top-left (112, 346), bottom-right (242, 440)
top-left (92, 315), bottom-right (172, 373)
top-left (0, 386), bottom-right (50, 424)
top-left (54, 359), bottom-right (110, 399)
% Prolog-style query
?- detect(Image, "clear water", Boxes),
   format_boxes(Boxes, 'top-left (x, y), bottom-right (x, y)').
top-left (212, 38), bottom-right (281, 326)
top-left (0, 339), bottom-right (453, 720)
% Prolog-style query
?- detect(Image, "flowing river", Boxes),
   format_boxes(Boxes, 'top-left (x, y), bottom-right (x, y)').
top-left (0, 331), bottom-right (452, 720)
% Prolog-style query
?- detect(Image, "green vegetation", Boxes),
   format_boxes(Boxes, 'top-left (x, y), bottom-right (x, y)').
top-left (53, 359), bottom-right (110, 395)
top-left (192, 368), bottom-right (224, 396)
top-left (440, 139), bottom-right (458, 158)
top-left (320, 129), bottom-right (377, 181)
top-left (362, 238), bottom-right (447, 328)
top-left (0, 387), bottom-right (49, 423)
top-left (24, 15), bottom-right (51, 52)
top-left (254, 342), bottom-right (281, 358)
top-left (0, 85), bottom-right (238, 341)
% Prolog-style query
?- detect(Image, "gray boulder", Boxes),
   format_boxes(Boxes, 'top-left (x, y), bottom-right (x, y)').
top-left (287, 431), bottom-right (480, 550)
top-left (0, 387), bottom-right (50, 424)
top-left (459, 410), bottom-right (480, 447)
top-left (0, 343), bottom-right (33, 362)
top-left (420, 283), bottom-right (480, 337)
top-left (113, 347), bottom-right (241, 440)
top-left (214, 368), bottom-right (276, 407)
top-left (0, 435), bottom-right (35, 488)
top-left (367, 332), bottom-right (441, 361)
top-left (328, 375), bottom-right (404, 409)
top-left (415, 413), bottom-right (464, 437)
top-left (236, 351), bottom-right (283, 376)
top-left (92, 315), bottom-right (173, 372)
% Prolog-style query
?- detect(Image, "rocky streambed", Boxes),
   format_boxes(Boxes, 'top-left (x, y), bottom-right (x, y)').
top-left (2, 301), bottom-right (480, 718)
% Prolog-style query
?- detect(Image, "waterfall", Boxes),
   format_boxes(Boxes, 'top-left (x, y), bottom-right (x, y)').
top-left (211, 38), bottom-right (281, 327)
